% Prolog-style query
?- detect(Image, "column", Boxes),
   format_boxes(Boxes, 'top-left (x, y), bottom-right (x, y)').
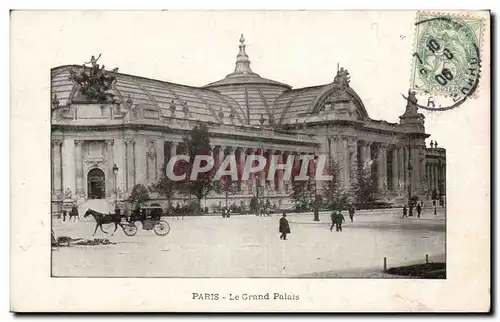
top-left (338, 137), bottom-right (346, 187)
top-left (336, 139), bottom-right (344, 186)
top-left (420, 149), bottom-right (426, 193)
top-left (170, 141), bottom-right (178, 158)
top-left (434, 164), bottom-right (438, 192)
top-left (428, 163), bottom-right (433, 192)
top-left (283, 152), bottom-right (292, 193)
top-left (330, 137), bottom-right (338, 166)
top-left (349, 138), bottom-right (358, 184)
top-left (74, 140), bottom-right (84, 197)
top-left (226, 146), bottom-right (235, 188)
top-left (366, 143), bottom-right (372, 164)
top-left (125, 138), bottom-right (135, 192)
top-left (247, 148), bottom-right (256, 195)
top-left (427, 163), bottom-right (431, 191)
top-left (413, 148), bottom-right (422, 194)
top-left (259, 148), bottom-right (266, 189)
top-left (410, 146), bottom-right (418, 195)
top-left (359, 141), bottom-right (367, 168)
top-left (239, 148), bottom-right (247, 193)
top-left (146, 140), bottom-right (157, 182)
top-left (52, 139), bottom-right (63, 197)
top-left (62, 139), bottom-right (75, 197)
top-left (267, 149), bottom-right (275, 193)
top-left (391, 146), bottom-right (398, 191)
top-left (398, 147), bottom-right (404, 190)
top-left (106, 139), bottom-right (115, 198)
top-left (404, 147), bottom-right (410, 188)
top-left (377, 144), bottom-right (387, 192)
top-left (157, 139), bottom-right (164, 178)
top-left (135, 138), bottom-right (146, 185)
top-left (277, 151), bottom-right (284, 194)
top-left (217, 146), bottom-right (225, 170)
top-left (430, 164), bottom-right (434, 192)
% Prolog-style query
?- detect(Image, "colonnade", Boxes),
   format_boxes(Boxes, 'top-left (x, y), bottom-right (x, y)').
top-left (50, 136), bottom-right (431, 201)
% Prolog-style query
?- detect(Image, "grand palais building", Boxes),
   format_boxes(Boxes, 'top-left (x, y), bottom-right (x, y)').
top-left (50, 35), bottom-right (446, 215)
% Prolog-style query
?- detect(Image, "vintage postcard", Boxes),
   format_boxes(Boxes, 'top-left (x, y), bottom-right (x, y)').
top-left (10, 10), bottom-right (490, 312)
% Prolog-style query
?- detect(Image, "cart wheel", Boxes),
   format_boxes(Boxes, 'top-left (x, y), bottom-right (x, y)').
top-left (153, 220), bottom-right (171, 236)
top-left (123, 223), bottom-right (138, 236)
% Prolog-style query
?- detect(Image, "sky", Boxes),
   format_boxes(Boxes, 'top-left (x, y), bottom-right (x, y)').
top-left (12, 10), bottom-right (489, 152)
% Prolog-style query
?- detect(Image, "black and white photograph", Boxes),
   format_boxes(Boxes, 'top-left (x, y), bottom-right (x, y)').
top-left (11, 9), bottom-right (490, 312)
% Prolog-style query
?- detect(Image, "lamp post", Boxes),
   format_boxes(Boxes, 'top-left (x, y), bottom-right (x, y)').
top-left (112, 164), bottom-right (119, 206)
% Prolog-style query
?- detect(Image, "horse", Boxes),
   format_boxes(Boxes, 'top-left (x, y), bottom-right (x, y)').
top-left (83, 209), bottom-right (125, 236)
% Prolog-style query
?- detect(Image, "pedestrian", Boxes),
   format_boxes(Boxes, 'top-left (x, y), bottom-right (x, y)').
top-left (348, 204), bottom-right (355, 223)
top-left (402, 205), bottom-right (408, 218)
top-left (330, 211), bottom-right (336, 232)
top-left (416, 202), bottom-right (422, 218)
top-left (62, 210), bottom-right (67, 222)
top-left (71, 204), bottom-right (79, 222)
top-left (335, 211), bottom-right (346, 232)
top-left (279, 213), bottom-right (291, 240)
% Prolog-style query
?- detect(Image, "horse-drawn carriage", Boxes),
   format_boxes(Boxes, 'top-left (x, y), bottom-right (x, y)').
top-left (83, 205), bottom-right (171, 237)
top-left (123, 205), bottom-right (171, 236)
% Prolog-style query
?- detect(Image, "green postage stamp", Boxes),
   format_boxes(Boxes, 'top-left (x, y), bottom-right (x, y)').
top-left (410, 11), bottom-right (485, 108)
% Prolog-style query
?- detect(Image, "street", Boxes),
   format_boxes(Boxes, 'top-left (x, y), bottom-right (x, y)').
top-left (52, 208), bottom-right (446, 278)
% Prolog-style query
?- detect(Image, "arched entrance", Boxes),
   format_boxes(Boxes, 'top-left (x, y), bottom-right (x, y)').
top-left (87, 168), bottom-right (105, 199)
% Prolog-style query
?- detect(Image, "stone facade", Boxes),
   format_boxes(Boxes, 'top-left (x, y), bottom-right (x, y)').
top-left (50, 35), bottom-right (446, 215)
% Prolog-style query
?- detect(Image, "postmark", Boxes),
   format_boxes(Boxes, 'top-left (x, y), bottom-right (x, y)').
top-left (409, 12), bottom-right (485, 111)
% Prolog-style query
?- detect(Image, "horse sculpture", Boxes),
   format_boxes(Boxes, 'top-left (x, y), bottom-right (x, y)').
top-left (68, 68), bottom-right (89, 85)
top-left (84, 209), bottom-right (126, 236)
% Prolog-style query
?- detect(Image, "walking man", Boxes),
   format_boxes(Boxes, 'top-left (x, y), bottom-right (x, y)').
top-left (416, 202), bottom-right (422, 218)
top-left (402, 205), bottom-right (408, 218)
top-left (348, 204), bottom-right (356, 223)
top-left (71, 204), bottom-right (79, 222)
top-left (279, 213), bottom-right (291, 240)
top-left (335, 211), bottom-right (346, 232)
top-left (330, 211), bottom-right (337, 232)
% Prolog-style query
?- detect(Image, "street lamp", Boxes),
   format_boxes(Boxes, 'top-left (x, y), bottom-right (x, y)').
top-left (112, 164), bottom-right (119, 205)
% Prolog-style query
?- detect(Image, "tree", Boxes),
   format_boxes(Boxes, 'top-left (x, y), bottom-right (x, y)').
top-left (249, 196), bottom-right (259, 213)
top-left (290, 155), bottom-right (316, 212)
top-left (129, 184), bottom-right (150, 204)
top-left (350, 163), bottom-right (377, 206)
top-left (150, 163), bottom-right (176, 208)
top-left (321, 160), bottom-right (346, 210)
top-left (176, 122), bottom-right (215, 212)
top-left (214, 177), bottom-right (238, 208)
